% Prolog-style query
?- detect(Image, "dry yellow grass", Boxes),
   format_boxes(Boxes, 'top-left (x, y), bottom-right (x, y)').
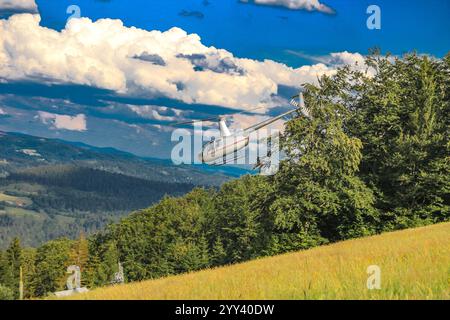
top-left (66, 222), bottom-right (450, 300)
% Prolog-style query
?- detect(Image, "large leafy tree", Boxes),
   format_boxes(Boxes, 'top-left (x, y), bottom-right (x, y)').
top-left (32, 238), bottom-right (73, 296)
top-left (209, 175), bottom-right (269, 263)
top-left (103, 188), bottom-right (215, 282)
top-left (2, 51), bottom-right (448, 299)
top-left (345, 53), bottom-right (450, 228)
top-left (263, 79), bottom-right (378, 252)
top-left (84, 238), bottom-right (120, 287)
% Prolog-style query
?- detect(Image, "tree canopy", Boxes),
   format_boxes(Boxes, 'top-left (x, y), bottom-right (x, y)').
top-left (0, 52), bottom-right (448, 298)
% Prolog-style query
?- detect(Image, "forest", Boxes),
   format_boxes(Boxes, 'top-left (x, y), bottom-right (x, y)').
top-left (0, 165), bottom-right (196, 248)
top-left (0, 52), bottom-right (448, 299)
top-left (0, 131), bottom-right (235, 247)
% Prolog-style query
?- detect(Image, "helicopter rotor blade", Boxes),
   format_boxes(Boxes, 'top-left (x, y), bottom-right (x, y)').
top-left (170, 105), bottom-right (267, 127)
top-left (171, 116), bottom-right (221, 126)
top-left (234, 105), bottom-right (266, 116)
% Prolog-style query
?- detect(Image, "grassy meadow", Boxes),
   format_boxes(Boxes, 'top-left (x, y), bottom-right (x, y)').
top-left (0, 192), bottom-right (32, 207)
top-left (62, 222), bottom-right (450, 300)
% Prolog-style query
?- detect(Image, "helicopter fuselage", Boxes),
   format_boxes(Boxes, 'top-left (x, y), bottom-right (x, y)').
top-left (200, 133), bottom-right (249, 163)
top-left (195, 95), bottom-right (304, 164)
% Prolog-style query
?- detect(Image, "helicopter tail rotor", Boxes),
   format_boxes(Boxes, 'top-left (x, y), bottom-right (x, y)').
top-left (290, 92), bottom-right (312, 119)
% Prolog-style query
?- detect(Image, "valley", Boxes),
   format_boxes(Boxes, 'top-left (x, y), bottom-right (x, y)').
top-left (0, 131), bottom-right (239, 248)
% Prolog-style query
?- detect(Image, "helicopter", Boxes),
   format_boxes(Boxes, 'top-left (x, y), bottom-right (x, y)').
top-left (173, 92), bottom-right (310, 166)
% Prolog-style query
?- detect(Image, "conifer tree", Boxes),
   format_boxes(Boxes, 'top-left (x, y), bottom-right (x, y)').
top-left (197, 235), bottom-right (210, 269)
top-left (211, 236), bottom-right (227, 266)
top-left (68, 232), bottom-right (89, 287)
top-left (3, 238), bottom-right (22, 298)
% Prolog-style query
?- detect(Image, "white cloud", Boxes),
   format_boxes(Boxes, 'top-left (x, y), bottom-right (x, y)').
top-left (0, 14), bottom-right (360, 114)
top-left (329, 51), bottom-right (366, 66)
top-left (287, 50), bottom-right (366, 68)
top-left (37, 111), bottom-right (87, 131)
top-left (229, 113), bottom-right (269, 130)
top-left (128, 105), bottom-right (181, 122)
top-left (0, 107), bottom-right (6, 115)
top-left (0, 0), bottom-right (37, 12)
top-left (240, 0), bottom-right (334, 14)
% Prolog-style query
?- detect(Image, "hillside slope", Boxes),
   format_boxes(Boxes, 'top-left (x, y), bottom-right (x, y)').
top-left (0, 164), bottom-right (198, 247)
top-left (67, 222), bottom-right (450, 300)
top-left (0, 131), bottom-right (242, 247)
top-left (0, 131), bottom-right (239, 185)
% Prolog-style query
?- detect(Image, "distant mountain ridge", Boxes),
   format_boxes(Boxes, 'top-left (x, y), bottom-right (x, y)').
top-left (0, 131), bottom-right (248, 248)
top-left (0, 131), bottom-right (249, 185)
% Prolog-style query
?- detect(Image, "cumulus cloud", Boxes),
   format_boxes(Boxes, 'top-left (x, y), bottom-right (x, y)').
top-left (177, 53), bottom-right (245, 75)
top-left (287, 50), bottom-right (366, 67)
top-left (37, 111), bottom-right (87, 131)
top-left (329, 51), bottom-right (366, 66)
top-left (229, 113), bottom-right (269, 130)
top-left (132, 52), bottom-right (166, 66)
top-left (240, 0), bottom-right (334, 14)
top-left (0, 0), bottom-right (38, 14)
top-left (0, 14), bottom-right (355, 114)
top-left (128, 105), bottom-right (183, 122)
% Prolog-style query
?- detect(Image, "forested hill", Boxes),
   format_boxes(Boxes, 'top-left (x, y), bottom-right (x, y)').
top-left (0, 132), bottom-right (239, 248)
top-left (0, 131), bottom-right (238, 185)
top-left (6, 165), bottom-right (194, 212)
top-left (0, 52), bottom-right (448, 299)
top-left (0, 163), bottom-right (196, 248)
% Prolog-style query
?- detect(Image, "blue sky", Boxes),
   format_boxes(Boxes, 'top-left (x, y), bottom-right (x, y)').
top-left (0, 0), bottom-right (449, 158)
top-left (35, 0), bottom-right (450, 60)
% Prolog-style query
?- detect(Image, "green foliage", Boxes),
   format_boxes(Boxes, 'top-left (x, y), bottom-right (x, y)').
top-left (64, 188), bottom-right (209, 287)
top-left (68, 233), bottom-right (89, 287)
top-left (0, 238), bottom-right (22, 298)
top-left (211, 236), bottom-right (227, 266)
top-left (267, 75), bottom-right (379, 245)
top-left (32, 238), bottom-right (73, 296)
top-left (9, 165), bottom-right (194, 212)
top-left (209, 176), bottom-right (267, 262)
top-left (21, 248), bottom-right (36, 299)
top-left (0, 284), bottom-right (14, 300)
top-left (0, 51), bottom-right (448, 298)
top-left (85, 239), bottom-right (120, 287)
top-left (0, 131), bottom-right (232, 249)
top-left (343, 53), bottom-right (450, 229)
top-left (0, 165), bottom-right (196, 249)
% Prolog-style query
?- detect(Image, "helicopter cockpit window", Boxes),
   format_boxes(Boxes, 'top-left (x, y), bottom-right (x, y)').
top-left (204, 141), bottom-right (214, 156)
